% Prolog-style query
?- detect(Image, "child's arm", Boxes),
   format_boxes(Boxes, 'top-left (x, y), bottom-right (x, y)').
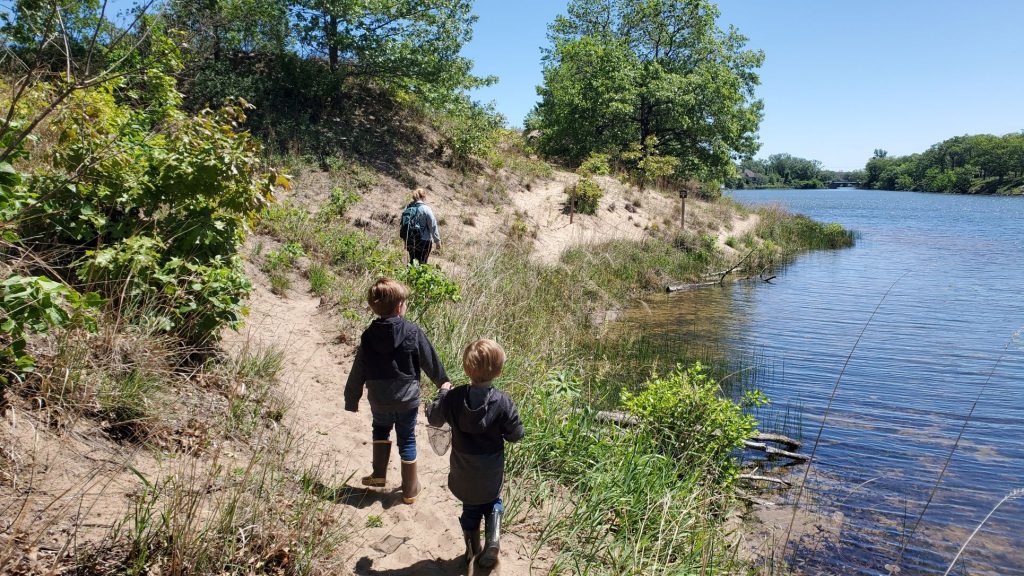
top-left (425, 384), bottom-right (451, 427)
top-left (343, 346), bottom-right (366, 412)
top-left (501, 397), bottom-right (525, 443)
top-left (415, 329), bottom-right (451, 389)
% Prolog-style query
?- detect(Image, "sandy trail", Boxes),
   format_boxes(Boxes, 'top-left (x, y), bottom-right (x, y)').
top-left (224, 259), bottom-right (545, 576)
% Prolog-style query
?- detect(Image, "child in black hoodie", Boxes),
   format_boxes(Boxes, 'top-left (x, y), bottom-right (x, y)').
top-left (427, 339), bottom-right (524, 567)
top-left (344, 278), bottom-right (450, 504)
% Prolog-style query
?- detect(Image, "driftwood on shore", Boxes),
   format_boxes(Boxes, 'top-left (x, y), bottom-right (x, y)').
top-left (666, 249), bottom-right (776, 292)
top-left (737, 473), bottom-right (791, 487)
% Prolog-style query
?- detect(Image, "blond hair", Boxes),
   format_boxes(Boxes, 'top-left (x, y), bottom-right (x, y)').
top-left (463, 339), bottom-right (506, 383)
top-left (367, 278), bottom-right (410, 316)
top-left (411, 188), bottom-right (427, 202)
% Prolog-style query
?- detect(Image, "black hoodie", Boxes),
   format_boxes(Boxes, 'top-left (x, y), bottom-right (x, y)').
top-left (344, 316), bottom-right (449, 413)
top-left (427, 384), bottom-right (524, 505)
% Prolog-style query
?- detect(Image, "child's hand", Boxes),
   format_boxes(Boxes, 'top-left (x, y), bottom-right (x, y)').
top-left (440, 381), bottom-right (453, 391)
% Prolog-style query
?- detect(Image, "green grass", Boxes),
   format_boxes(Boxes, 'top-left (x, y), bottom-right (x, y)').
top-left (269, 271), bottom-right (290, 296)
top-left (306, 263), bottom-right (335, 296)
top-left (755, 205), bottom-right (855, 252)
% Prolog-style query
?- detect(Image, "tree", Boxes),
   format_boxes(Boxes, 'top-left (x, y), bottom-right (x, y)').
top-left (529, 0), bottom-right (763, 182)
top-left (290, 0), bottom-right (485, 102)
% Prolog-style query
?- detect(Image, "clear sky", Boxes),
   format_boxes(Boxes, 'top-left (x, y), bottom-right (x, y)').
top-left (462, 0), bottom-right (1024, 171)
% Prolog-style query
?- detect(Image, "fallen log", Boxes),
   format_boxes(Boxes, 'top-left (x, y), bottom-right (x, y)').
top-left (750, 432), bottom-right (802, 450)
top-left (743, 440), bottom-right (809, 462)
top-left (738, 474), bottom-right (791, 487)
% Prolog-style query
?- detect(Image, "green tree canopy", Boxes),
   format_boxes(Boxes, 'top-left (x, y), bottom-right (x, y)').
top-left (529, 0), bottom-right (764, 182)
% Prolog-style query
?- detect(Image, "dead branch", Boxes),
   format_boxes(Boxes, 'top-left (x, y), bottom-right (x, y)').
top-left (750, 432), bottom-right (801, 450)
top-left (743, 440), bottom-right (809, 462)
top-left (738, 474), bottom-right (791, 487)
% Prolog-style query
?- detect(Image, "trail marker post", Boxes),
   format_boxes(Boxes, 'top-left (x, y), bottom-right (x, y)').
top-left (679, 188), bottom-right (687, 229)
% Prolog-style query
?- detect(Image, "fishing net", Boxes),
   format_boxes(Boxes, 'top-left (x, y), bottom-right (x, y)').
top-left (427, 423), bottom-right (452, 456)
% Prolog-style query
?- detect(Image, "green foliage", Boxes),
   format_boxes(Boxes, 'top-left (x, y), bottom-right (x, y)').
top-left (566, 178), bottom-right (604, 215)
top-left (262, 242), bottom-right (305, 273)
top-left (863, 132), bottom-right (1024, 194)
top-left (622, 363), bottom-right (762, 484)
top-left (3, 69), bottom-right (277, 346)
top-left (397, 262), bottom-right (461, 322)
top-left (306, 263), bottom-right (335, 296)
top-left (319, 187), bottom-right (361, 220)
top-left (578, 152), bottom-right (611, 177)
top-left (170, 0), bottom-right (493, 160)
top-left (0, 275), bottom-right (101, 390)
top-left (509, 216), bottom-right (531, 242)
top-left (530, 0), bottom-right (764, 181)
top-left (620, 136), bottom-right (681, 188)
top-left (433, 97), bottom-right (504, 169)
top-left (755, 206), bottom-right (855, 251)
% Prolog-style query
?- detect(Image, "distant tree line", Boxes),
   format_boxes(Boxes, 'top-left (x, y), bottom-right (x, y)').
top-left (726, 154), bottom-right (865, 190)
top-left (863, 133), bottom-right (1024, 194)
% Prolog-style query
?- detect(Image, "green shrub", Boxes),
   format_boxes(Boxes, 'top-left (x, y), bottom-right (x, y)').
top-left (319, 186), bottom-right (361, 220)
top-left (433, 97), bottom-right (503, 169)
top-left (509, 217), bottom-right (531, 242)
top-left (262, 242), bottom-right (305, 273)
top-left (578, 152), bottom-right (611, 176)
top-left (622, 362), bottom-right (763, 484)
top-left (6, 72), bottom-right (277, 347)
top-left (566, 178), bottom-right (603, 215)
top-left (306, 263), bottom-right (335, 296)
top-left (0, 276), bottom-right (101, 393)
top-left (397, 263), bottom-right (461, 323)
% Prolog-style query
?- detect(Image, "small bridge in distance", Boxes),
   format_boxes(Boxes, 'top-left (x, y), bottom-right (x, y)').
top-left (827, 180), bottom-right (861, 189)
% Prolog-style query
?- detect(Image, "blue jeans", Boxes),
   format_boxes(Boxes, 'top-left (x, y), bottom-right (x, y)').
top-left (371, 408), bottom-right (418, 461)
top-left (460, 498), bottom-right (502, 532)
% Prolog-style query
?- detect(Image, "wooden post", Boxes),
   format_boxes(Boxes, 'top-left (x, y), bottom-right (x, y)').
top-left (679, 188), bottom-right (687, 230)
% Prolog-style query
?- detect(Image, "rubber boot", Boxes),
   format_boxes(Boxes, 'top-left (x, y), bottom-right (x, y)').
top-left (462, 530), bottom-right (482, 563)
top-left (400, 460), bottom-right (421, 504)
top-left (361, 441), bottom-right (391, 487)
top-left (478, 507), bottom-right (502, 568)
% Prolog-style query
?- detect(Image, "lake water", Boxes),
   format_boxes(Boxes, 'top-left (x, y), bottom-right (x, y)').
top-left (616, 189), bottom-right (1024, 576)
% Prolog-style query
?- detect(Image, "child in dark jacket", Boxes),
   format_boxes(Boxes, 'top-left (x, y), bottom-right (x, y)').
top-left (344, 278), bottom-right (451, 504)
top-left (427, 339), bottom-right (524, 567)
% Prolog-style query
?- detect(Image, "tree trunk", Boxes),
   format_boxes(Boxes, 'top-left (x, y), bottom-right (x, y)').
top-left (328, 14), bottom-right (339, 71)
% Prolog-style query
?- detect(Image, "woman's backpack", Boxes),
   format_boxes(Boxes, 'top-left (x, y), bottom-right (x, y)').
top-left (399, 203), bottom-right (421, 241)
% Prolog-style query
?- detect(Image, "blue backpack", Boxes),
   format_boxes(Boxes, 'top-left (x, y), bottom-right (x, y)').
top-left (399, 203), bottom-right (421, 241)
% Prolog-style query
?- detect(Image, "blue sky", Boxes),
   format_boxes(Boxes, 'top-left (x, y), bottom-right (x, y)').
top-left (463, 1), bottom-right (1024, 170)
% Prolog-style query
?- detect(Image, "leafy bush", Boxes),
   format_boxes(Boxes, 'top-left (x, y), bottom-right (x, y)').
top-left (319, 186), bottom-right (361, 220)
top-left (566, 178), bottom-right (603, 215)
top-left (509, 216), bottom-right (531, 242)
top-left (5, 72), bottom-right (278, 346)
top-left (578, 152), bottom-right (611, 176)
top-left (0, 276), bottom-right (101, 394)
top-left (622, 363), bottom-right (763, 484)
top-left (398, 263), bottom-right (461, 322)
top-left (433, 97), bottom-right (504, 169)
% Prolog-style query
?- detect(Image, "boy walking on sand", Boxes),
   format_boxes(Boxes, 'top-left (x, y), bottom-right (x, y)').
top-left (345, 278), bottom-right (451, 504)
top-left (427, 339), bottom-right (524, 567)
